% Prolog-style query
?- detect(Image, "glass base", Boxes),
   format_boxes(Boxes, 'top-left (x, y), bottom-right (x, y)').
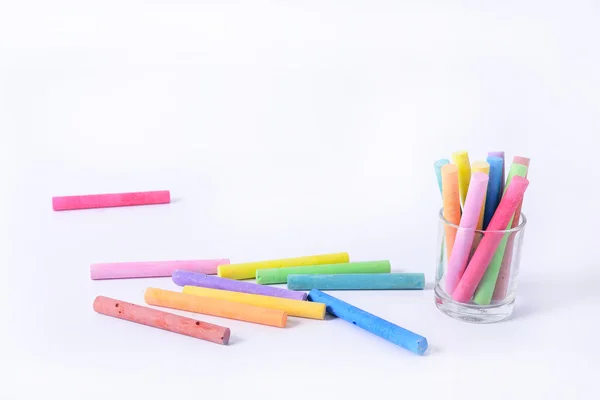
top-left (434, 285), bottom-right (515, 323)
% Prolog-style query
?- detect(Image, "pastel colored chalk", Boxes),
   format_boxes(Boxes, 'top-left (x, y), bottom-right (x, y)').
top-left (145, 288), bottom-right (287, 328)
top-left (256, 260), bottom-right (391, 285)
top-left (452, 151), bottom-right (471, 206)
top-left (93, 296), bottom-right (230, 345)
top-left (287, 273), bottom-right (425, 290)
top-left (473, 162), bottom-right (528, 305)
top-left (471, 161), bottom-right (490, 231)
top-left (183, 286), bottom-right (325, 320)
top-left (173, 270), bottom-right (307, 301)
top-left (452, 176), bottom-right (529, 303)
top-left (483, 156), bottom-right (504, 230)
top-left (434, 159), bottom-right (450, 195)
top-left (52, 190), bottom-right (170, 211)
top-left (493, 156), bottom-right (531, 301)
top-left (308, 289), bottom-right (428, 355)
top-left (218, 252), bottom-right (349, 280)
top-left (441, 164), bottom-right (461, 260)
top-left (445, 172), bottom-right (489, 294)
top-left (90, 259), bottom-right (230, 280)
top-left (488, 151), bottom-right (505, 192)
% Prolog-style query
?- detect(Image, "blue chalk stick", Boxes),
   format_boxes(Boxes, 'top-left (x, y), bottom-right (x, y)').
top-left (287, 273), bottom-right (425, 290)
top-left (434, 159), bottom-right (450, 195)
top-left (307, 289), bottom-right (428, 355)
top-left (483, 156), bottom-right (504, 229)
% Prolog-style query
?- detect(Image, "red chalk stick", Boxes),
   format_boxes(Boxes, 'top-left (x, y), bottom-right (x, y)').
top-left (93, 296), bottom-right (230, 345)
top-left (52, 190), bottom-right (170, 211)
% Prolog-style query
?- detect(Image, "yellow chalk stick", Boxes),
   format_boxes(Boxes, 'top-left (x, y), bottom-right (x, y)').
top-left (452, 151), bottom-right (471, 206)
top-left (217, 252), bottom-right (349, 280)
top-left (471, 161), bottom-right (490, 230)
top-left (183, 286), bottom-right (326, 320)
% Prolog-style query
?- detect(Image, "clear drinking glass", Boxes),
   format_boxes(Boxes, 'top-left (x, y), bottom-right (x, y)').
top-left (434, 208), bottom-right (527, 323)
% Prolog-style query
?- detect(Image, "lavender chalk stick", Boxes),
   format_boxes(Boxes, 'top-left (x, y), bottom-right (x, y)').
top-left (172, 270), bottom-right (307, 301)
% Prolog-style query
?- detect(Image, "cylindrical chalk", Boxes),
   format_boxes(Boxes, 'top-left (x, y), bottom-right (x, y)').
top-left (445, 172), bottom-right (489, 294)
top-left (218, 252), bottom-right (349, 280)
top-left (483, 156), bottom-right (504, 230)
top-left (452, 176), bottom-right (529, 303)
top-left (471, 161), bottom-right (490, 231)
top-left (91, 259), bottom-right (230, 280)
top-left (434, 159), bottom-right (450, 195)
top-left (52, 190), bottom-right (171, 211)
top-left (488, 151), bottom-right (505, 192)
top-left (256, 260), bottom-right (391, 285)
top-left (287, 273), bottom-right (425, 290)
top-left (145, 288), bottom-right (287, 328)
top-left (493, 156), bottom-right (531, 302)
top-left (173, 270), bottom-right (307, 301)
top-left (473, 162), bottom-right (528, 305)
top-left (308, 289), bottom-right (428, 355)
top-left (93, 296), bottom-right (230, 345)
top-left (441, 164), bottom-right (461, 260)
top-left (183, 286), bottom-right (325, 320)
top-left (452, 151), bottom-right (471, 206)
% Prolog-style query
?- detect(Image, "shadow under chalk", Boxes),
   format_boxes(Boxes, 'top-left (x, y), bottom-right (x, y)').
top-left (284, 318), bottom-right (302, 328)
top-left (227, 334), bottom-right (243, 346)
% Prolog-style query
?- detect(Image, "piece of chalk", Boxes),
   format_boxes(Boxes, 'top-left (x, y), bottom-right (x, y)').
top-left (434, 159), bottom-right (450, 195)
top-left (473, 162), bottom-right (528, 305)
top-left (488, 151), bottom-right (505, 192)
top-left (173, 270), bottom-right (307, 301)
top-left (445, 172), bottom-right (489, 294)
top-left (483, 156), bottom-right (504, 230)
top-left (52, 190), bottom-right (171, 211)
top-left (471, 161), bottom-right (490, 231)
top-left (493, 156), bottom-right (531, 302)
top-left (441, 164), bottom-right (461, 260)
top-left (93, 296), bottom-right (230, 345)
top-left (308, 289), bottom-right (428, 355)
top-left (452, 151), bottom-right (471, 206)
top-left (218, 252), bottom-right (349, 280)
top-left (256, 260), bottom-right (391, 285)
top-left (145, 288), bottom-right (287, 328)
top-left (183, 286), bottom-right (325, 320)
top-left (452, 176), bottom-right (529, 303)
top-left (90, 259), bottom-right (230, 280)
top-left (287, 273), bottom-right (425, 290)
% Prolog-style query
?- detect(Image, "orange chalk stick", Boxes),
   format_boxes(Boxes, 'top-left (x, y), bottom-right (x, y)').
top-left (442, 164), bottom-right (461, 260)
top-left (144, 288), bottom-right (287, 328)
top-left (93, 296), bottom-right (230, 345)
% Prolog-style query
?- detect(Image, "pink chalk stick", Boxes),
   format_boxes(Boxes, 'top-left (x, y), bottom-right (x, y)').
top-left (52, 190), bottom-right (170, 211)
top-left (445, 172), bottom-right (489, 294)
top-left (493, 156), bottom-right (531, 301)
top-left (452, 176), bottom-right (529, 303)
top-left (90, 259), bottom-right (230, 280)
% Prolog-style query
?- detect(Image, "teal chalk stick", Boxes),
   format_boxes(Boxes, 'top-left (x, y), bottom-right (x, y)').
top-left (287, 273), bottom-right (425, 290)
top-left (434, 159), bottom-right (450, 195)
top-left (308, 289), bottom-right (428, 355)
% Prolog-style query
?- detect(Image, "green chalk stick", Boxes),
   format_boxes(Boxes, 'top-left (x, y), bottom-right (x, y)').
top-left (473, 162), bottom-right (528, 305)
top-left (256, 261), bottom-right (391, 285)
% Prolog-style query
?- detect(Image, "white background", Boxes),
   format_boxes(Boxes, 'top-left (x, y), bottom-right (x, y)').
top-left (1, 1), bottom-right (599, 399)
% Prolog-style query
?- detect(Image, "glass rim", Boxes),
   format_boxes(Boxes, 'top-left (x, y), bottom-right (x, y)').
top-left (438, 207), bottom-right (527, 234)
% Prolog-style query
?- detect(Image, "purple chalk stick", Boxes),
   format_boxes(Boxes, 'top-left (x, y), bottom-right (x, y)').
top-left (172, 270), bottom-right (308, 301)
